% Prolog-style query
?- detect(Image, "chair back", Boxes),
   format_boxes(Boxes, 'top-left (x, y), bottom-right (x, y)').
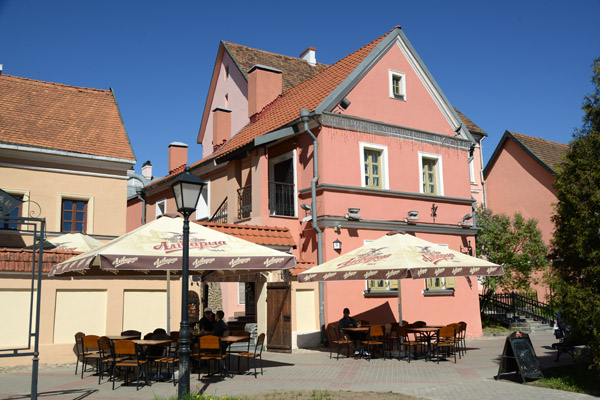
top-left (327, 324), bottom-right (339, 343)
top-left (412, 321), bottom-right (426, 327)
top-left (254, 333), bottom-right (265, 356)
top-left (113, 339), bottom-right (136, 356)
top-left (153, 328), bottom-right (167, 335)
top-left (143, 332), bottom-right (154, 340)
top-left (458, 321), bottom-right (467, 337)
top-left (369, 325), bottom-right (385, 339)
top-left (74, 332), bottom-right (85, 358)
top-left (358, 320), bottom-right (370, 327)
top-left (401, 320), bottom-right (409, 326)
top-left (82, 334), bottom-right (100, 351)
top-left (199, 334), bottom-right (220, 351)
top-left (397, 326), bottom-right (409, 340)
top-left (438, 326), bottom-right (455, 340)
top-left (121, 330), bottom-right (141, 339)
top-left (97, 336), bottom-right (114, 358)
top-left (170, 331), bottom-right (180, 342)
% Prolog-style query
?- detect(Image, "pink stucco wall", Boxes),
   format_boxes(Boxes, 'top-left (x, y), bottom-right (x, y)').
top-left (485, 139), bottom-right (557, 245)
top-left (345, 42), bottom-right (455, 136)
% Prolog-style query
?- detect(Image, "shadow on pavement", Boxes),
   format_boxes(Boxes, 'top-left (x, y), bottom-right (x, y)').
top-left (2, 389), bottom-right (97, 400)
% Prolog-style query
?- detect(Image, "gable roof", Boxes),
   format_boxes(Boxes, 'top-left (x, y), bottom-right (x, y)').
top-left (0, 74), bottom-right (135, 162)
top-left (484, 130), bottom-right (569, 177)
top-left (196, 221), bottom-right (296, 248)
top-left (223, 41), bottom-right (329, 93)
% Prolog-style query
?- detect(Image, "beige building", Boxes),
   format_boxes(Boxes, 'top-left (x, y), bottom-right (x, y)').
top-left (0, 73), bottom-right (180, 366)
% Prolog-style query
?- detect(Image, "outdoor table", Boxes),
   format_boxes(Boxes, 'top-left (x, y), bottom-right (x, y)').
top-left (220, 335), bottom-right (250, 373)
top-left (130, 339), bottom-right (172, 381)
top-left (106, 335), bottom-right (137, 341)
top-left (341, 327), bottom-right (369, 357)
top-left (407, 326), bottom-right (441, 360)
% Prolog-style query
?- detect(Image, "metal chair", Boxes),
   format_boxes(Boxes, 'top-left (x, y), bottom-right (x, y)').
top-left (74, 332), bottom-right (85, 376)
top-left (360, 325), bottom-right (385, 360)
top-left (80, 334), bottom-right (100, 378)
top-left (111, 339), bottom-right (149, 390)
top-left (327, 324), bottom-right (351, 359)
top-left (120, 330), bottom-right (141, 339)
top-left (197, 335), bottom-right (227, 379)
top-left (237, 332), bottom-right (265, 377)
top-left (155, 341), bottom-right (179, 386)
top-left (433, 326), bottom-right (458, 363)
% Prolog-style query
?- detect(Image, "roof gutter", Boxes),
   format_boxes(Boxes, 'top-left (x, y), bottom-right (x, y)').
top-left (300, 108), bottom-right (326, 344)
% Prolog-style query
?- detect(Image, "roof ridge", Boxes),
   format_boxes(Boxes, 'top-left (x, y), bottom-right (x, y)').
top-left (1, 74), bottom-right (110, 93)
top-left (509, 131), bottom-right (569, 147)
top-left (222, 41), bottom-right (328, 68)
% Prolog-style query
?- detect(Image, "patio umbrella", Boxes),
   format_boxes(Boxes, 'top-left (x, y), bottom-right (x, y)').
top-left (298, 231), bottom-right (503, 321)
top-left (49, 215), bottom-right (295, 279)
top-left (27, 232), bottom-right (103, 252)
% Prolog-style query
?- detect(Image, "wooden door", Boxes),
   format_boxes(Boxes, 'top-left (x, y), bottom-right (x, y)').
top-left (266, 282), bottom-right (291, 352)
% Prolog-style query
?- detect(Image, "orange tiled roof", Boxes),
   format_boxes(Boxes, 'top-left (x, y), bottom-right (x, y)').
top-left (223, 42), bottom-right (329, 93)
top-left (0, 74), bottom-right (135, 161)
top-left (212, 30), bottom-right (392, 161)
top-left (290, 259), bottom-right (314, 276)
top-left (195, 221), bottom-right (296, 248)
top-left (454, 108), bottom-right (487, 136)
top-left (509, 131), bottom-right (569, 171)
top-left (0, 248), bottom-right (81, 273)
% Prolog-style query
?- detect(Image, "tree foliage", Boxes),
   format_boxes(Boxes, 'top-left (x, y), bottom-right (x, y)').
top-left (475, 206), bottom-right (548, 295)
top-left (551, 57), bottom-right (600, 370)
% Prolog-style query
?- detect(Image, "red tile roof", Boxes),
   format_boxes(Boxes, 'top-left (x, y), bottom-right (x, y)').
top-left (290, 259), bottom-right (314, 277)
top-left (0, 248), bottom-right (81, 273)
top-left (0, 74), bottom-right (135, 161)
top-left (509, 131), bottom-right (569, 171)
top-left (223, 42), bottom-right (329, 93)
top-left (195, 221), bottom-right (296, 248)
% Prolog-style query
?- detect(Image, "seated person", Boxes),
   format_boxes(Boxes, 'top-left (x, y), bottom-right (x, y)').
top-left (338, 308), bottom-right (367, 356)
top-left (213, 310), bottom-right (228, 337)
top-left (198, 307), bottom-right (215, 333)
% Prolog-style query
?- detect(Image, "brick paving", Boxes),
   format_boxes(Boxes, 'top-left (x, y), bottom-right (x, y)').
top-left (0, 332), bottom-right (594, 400)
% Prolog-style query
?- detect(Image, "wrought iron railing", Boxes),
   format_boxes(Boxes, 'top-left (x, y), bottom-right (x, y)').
top-left (210, 197), bottom-right (228, 223)
top-left (480, 292), bottom-right (555, 325)
top-left (237, 185), bottom-right (252, 220)
top-left (268, 181), bottom-right (295, 217)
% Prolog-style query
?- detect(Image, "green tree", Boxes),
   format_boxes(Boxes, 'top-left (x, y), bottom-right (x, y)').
top-left (475, 206), bottom-right (548, 296)
top-left (551, 57), bottom-right (600, 370)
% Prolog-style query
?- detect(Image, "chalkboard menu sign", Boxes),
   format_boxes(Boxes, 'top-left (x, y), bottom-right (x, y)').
top-left (496, 332), bottom-right (543, 382)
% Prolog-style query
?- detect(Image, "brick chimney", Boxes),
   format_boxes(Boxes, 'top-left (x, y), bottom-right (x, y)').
top-left (168, 142), bottom-right (188, 174)
top-left (212, 107), bottom-right (231, 152)
top-left (141, 160), bottom-right (153, 179)
top-left (299, 47), bottom-right (317, 66)
top-left (247, 65), bottom-right (282, 119)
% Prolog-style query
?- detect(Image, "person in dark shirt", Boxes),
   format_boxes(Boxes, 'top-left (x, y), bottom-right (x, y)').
top-left (338, 308), bottom-right (367, 356)
top-left (213, 310), bottom-right (228, 337)
top-left (198, 307), bottom-right (215, 333)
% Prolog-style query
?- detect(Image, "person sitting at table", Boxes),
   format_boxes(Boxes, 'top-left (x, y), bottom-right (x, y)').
top-left (338, 308), bottom-right (368, 356)
top-left (198, 307), bottom-right (215, 333)
top-left (213, 310), bottom-right (228, 337)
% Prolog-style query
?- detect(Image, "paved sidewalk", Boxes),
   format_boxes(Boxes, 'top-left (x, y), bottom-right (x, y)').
top-left (0, 332), bottom-right (593, 400)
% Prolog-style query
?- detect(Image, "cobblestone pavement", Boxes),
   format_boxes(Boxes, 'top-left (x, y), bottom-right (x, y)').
top-left (0, 332), bottom-right (593, 400)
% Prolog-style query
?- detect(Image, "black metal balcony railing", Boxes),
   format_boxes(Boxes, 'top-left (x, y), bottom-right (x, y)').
top-left (237, 186), bottom-right (252, 220)
top-left (210, 197), bottom-right (228, 223)
top-left (269, 181), bottom-right (295, 217)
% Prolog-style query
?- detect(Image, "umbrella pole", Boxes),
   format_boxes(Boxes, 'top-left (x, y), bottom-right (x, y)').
top-left (397, 279), bottom-right (402, 324)
top-left (167, 271), bottom-right (171, 334)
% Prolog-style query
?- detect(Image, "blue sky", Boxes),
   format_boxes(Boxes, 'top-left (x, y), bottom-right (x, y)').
top-left (1, 0), bottom-right (599, 177)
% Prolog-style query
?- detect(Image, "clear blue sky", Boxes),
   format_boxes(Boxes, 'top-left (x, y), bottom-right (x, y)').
top-left (1, 0), bottom-right (599, 177)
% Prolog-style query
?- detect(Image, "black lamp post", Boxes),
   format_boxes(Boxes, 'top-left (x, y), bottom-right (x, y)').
top-left (171, 167), bottom-right (206, 398)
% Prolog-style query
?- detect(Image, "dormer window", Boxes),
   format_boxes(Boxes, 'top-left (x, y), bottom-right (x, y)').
top-left (389, 70), bottom-right (406, 100)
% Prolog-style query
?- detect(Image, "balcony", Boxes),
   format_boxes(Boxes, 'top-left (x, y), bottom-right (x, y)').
top-left (269, 181), bottom-right (295, 217)
top-left (237, 185), bottom-right (252, 220)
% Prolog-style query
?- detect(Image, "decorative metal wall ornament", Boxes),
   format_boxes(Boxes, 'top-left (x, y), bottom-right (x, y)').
top-left (460, 240), bottom-right (473, 256)
top-left (430, 203), bottom-right (438, 223)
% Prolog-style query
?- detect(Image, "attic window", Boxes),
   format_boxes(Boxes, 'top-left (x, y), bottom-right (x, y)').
top-left (389, 70), bottom-right (406, 100)
top-left (225, 65), bottom-right (229, 80)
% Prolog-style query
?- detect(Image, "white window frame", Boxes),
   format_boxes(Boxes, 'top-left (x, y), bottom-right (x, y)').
top-left (389, 70), bottom-right (406, 100)
top-left (155, 199), bottom-right (167, 218)
top-left (238, 282), bottom-right (246, 305)
top-left (359, 142), bottom-right (389, 190)
top-left (268, 149), bottom-right (298, 217)
top-left (418, 152), bottom-right (444, 196)
top-left (424, 244), bottom-right (456, 292)
top-left (469, 158), bottom-right (476, 184)
top-left (363, 239), bottom-right (398, 293)
top-left (195, 181), bottom-right (210, 221)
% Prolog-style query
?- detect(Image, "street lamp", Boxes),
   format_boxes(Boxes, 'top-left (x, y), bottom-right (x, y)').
top-left (171, 167), bottom-right (206, 398)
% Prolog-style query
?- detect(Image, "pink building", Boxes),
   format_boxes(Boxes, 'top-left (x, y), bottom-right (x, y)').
top-left (484, 131), bottom-right (569, 299)
top-left (180, 26), bottom-right (492, 345)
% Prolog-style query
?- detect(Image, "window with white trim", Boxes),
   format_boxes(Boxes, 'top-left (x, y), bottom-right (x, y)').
top-left (424, 245), bottom-right (456, 291)
top-left (419, 152), bottom-right (444, 196)
top-left (364, 239), bottom-right (398, 293)
top-left (156, 199), bottom-right (166, 218)
top-left (360, 143), bottom-right (389, 189)
top-left (238, 283), bottom-right (246, 305)
top-left (389, 70), bottom-right (406, 100)
top-left (469, 158), bottom-right (476, 183)
top-left (195, 182), bottom-right (210, 220)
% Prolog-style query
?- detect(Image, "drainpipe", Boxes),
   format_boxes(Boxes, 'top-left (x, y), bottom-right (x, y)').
top-left (300, 108), bottom-right (326, 343)
top-left (135, 188), bottom-right (147, 225)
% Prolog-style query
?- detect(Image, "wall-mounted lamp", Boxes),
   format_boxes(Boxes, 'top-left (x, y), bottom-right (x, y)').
top-left (333, 224), bottom-right (342, 233)
top-left (405, 210), bottom-right (419, 224)
top-left (333, 239), bottom-right (342, 251)
top-left (334, 97), bottom-right (351, 113)
top-left (300, 204), bottom-right (312, 211)
top-left (300, 203), bottom-right (313, 222)
top-left (345, 208), bottom-right (360, 220)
